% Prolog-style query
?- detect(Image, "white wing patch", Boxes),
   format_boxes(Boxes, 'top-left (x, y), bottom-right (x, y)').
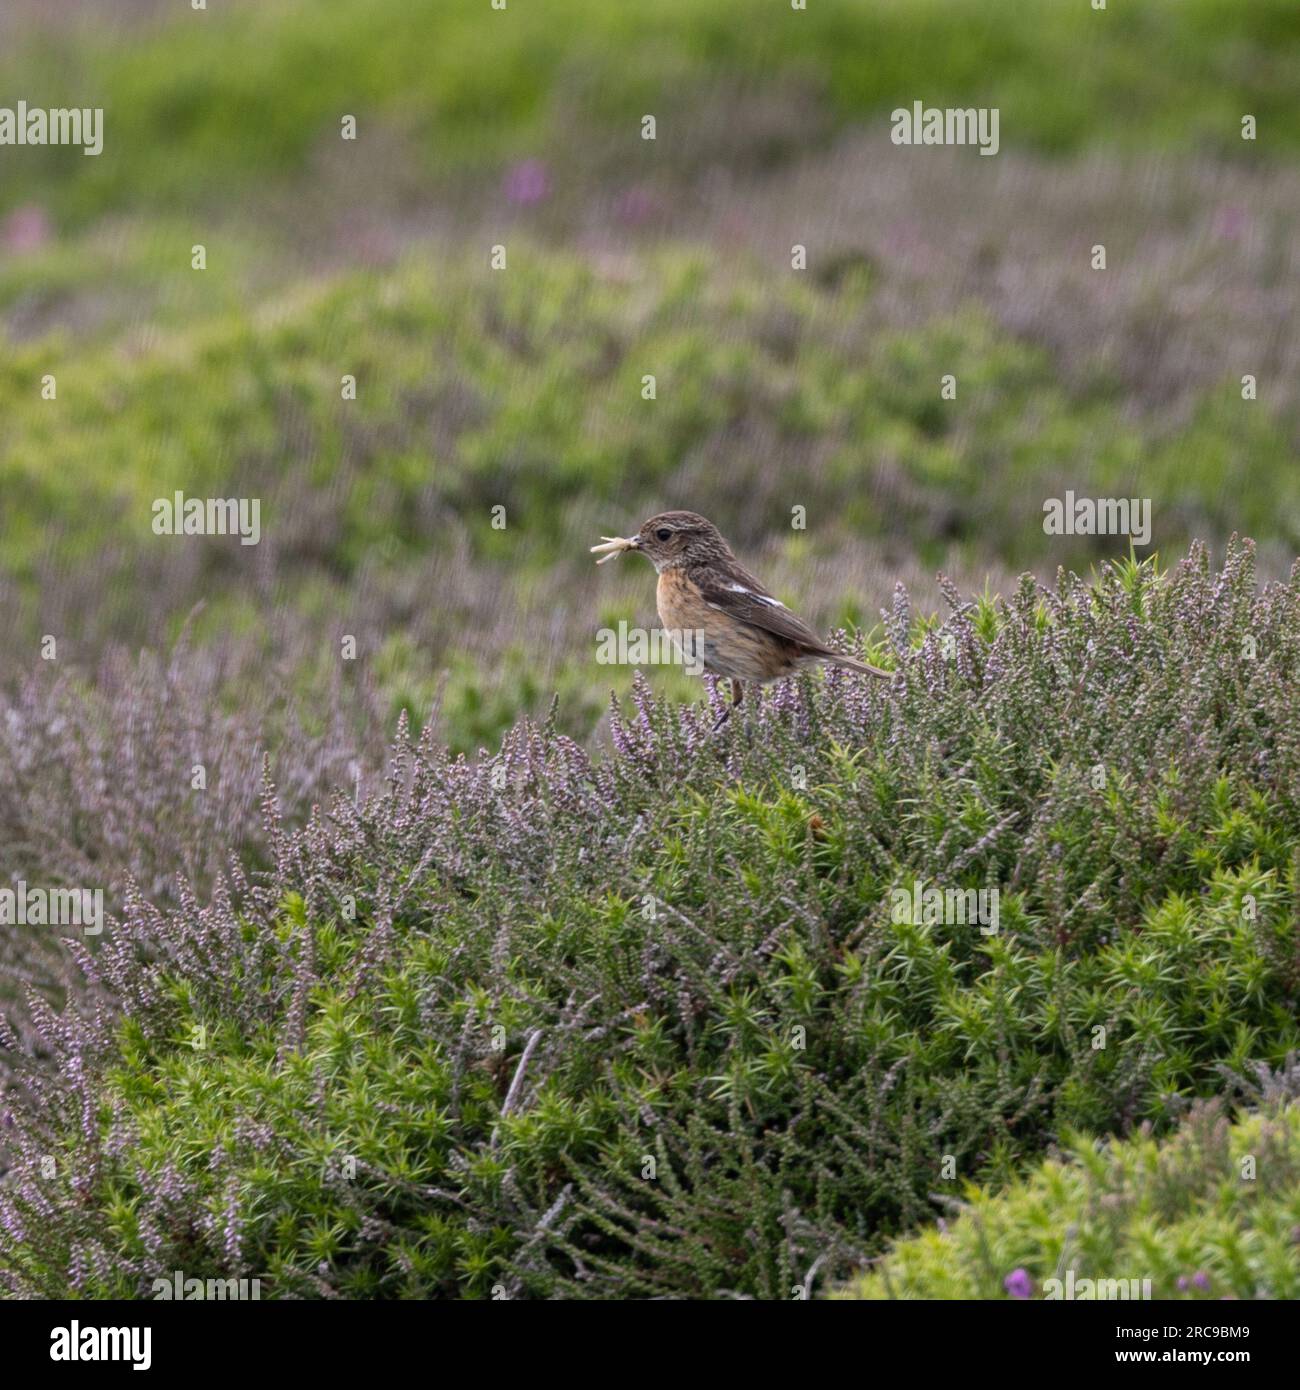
top-left (727, 583), bottom-right (787, 608)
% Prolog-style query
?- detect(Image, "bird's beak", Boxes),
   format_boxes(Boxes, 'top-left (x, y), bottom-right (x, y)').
top-left (591, 534), bottom-right (639, 564)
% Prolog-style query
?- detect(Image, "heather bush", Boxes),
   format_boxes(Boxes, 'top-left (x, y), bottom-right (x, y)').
top-left (2, 541), bottom-right (1299, 1298)
top-left (0, 630), bottom-right (386, 1054)
top-left (837, 1087), bottom-right (1300, 1301)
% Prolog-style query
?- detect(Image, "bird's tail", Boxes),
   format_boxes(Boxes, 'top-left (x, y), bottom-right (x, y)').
top-left (823, 651), bottom-right (892, 679)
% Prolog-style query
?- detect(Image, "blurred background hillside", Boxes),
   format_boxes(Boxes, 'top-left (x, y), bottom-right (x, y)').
top-left (0, 0), bottom-right (1297, 767)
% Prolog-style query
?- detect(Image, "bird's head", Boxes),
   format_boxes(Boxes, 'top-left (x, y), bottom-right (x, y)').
top-left (591, 510), bottom-right (732, 572)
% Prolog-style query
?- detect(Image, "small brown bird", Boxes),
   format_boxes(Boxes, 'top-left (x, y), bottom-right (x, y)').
top-left (592, 510), bottom-right (889, 727)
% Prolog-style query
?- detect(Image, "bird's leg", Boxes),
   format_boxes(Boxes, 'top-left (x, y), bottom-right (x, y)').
top-left (710, 679), bottom-right (744, 733)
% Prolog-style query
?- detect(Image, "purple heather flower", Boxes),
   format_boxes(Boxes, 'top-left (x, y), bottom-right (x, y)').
top-left (1004, 1268), bottom-right (1033, 1299)
top-left (614, 185), bottom-right (659, 226)
top-left (1177, 1275), bottom-right (1189, 1291)
top-left (1211, 204), bottom-right (1247, 240)
top-left (0, 203), bottom-right (52, 253)
top-left (503, 159), bottom-right (549, 206)
top-left (1192, 1270), bottom-right (1210, 1290)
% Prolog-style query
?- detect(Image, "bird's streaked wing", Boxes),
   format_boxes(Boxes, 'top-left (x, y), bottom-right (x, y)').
top-left (691, 565), bottom-right (830, 652)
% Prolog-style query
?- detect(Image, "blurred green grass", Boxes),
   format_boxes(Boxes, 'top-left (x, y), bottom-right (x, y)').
top-left (2, 0), bottom-right (1298, 223)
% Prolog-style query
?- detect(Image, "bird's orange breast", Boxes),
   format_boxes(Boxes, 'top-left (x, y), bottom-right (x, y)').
top-left (656, 567), bottom-right (704, 633)
top-left (656, 567), bottom-right (799, 683)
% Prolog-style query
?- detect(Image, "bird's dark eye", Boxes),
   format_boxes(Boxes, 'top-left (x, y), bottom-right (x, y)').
top-left (656, 528), bottom-right (673, 542)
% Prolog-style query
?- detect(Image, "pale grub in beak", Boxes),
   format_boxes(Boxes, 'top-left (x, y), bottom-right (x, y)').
top-left (590, 535), bottom-right (638, 564)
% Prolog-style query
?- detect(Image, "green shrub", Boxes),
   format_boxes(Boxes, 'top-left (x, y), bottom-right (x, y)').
top-left (836, 1095), bottom-right (1300, 1300)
